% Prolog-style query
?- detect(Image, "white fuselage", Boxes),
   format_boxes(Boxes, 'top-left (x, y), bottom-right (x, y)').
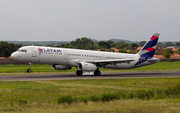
top-left (11, 46), bottom-right (160, 70)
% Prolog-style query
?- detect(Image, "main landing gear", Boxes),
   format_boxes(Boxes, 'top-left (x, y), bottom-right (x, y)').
top-left (94, 69), bottom-right (101, 76)
top-left (27, 63), bottom-right (32, 73)
top-left (76, 70), bottom-right (83, 76)
top-left (76, 69), bottom-right (101, 76)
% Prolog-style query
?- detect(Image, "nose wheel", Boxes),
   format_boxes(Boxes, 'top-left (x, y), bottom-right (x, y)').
top-left (27, 63), bottom-right (32, 73)
top-left (27, 69), bottom-right (31, 73)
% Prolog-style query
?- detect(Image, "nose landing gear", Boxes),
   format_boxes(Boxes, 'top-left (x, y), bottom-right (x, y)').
top-left (27, 63), bottom-right (32, 73)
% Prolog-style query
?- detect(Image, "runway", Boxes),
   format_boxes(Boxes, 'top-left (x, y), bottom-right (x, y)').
top-left (0, 71), bottom-right (180, 81)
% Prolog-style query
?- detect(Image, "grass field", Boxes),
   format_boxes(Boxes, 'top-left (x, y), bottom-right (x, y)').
top-left (0, 61), bottom-right (180, 75)
top-left (0, 78), bottom-right (180, 112)
top-left (0, 61), bottom-right (180, 112)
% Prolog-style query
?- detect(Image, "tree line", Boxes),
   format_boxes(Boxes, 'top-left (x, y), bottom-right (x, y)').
top-left (52, 37), bottom-right (140, 54)
top-left (1, 37), bottom-right (180, 58)
top-left (0, 41), bottom-right (22, 57)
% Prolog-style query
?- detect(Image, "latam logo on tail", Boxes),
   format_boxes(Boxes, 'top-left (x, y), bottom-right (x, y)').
top-left (38, 48), bottom-right (62, 55)
top-left (135, 34), bottom-right (159, 65)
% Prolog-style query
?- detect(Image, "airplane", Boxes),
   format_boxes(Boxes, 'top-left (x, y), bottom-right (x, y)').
top-left (11, 33), bottom-right (160, 76)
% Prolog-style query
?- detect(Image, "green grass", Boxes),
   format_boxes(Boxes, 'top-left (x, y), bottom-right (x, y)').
top-left (0, 61), bottom-right (180, 74)
top-left (0, 61), bottom-right (180, 112)
top-left (0, 64), bottom-right (76, 73)
top-left (0, 78), bottom-right (180, 112)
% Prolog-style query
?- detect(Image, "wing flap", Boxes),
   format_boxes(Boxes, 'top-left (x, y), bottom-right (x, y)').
top-left (86, 59), bottom-right (136, 65)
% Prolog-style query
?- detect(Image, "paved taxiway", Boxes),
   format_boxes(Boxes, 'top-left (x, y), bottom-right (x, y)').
top-left (0, 71), bottom-right (180, 81)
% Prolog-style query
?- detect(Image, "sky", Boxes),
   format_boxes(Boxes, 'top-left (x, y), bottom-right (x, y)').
top-left (0, 0), bottom-right (180, 42)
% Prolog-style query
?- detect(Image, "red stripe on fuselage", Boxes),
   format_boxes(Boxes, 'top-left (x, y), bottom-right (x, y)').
top-left (150, 35), bottom-right (158, 40)
top-left (146, 47), bottom-right (155, 52)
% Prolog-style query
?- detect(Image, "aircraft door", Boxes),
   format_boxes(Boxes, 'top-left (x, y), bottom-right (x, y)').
top-left (63, 50), bottom-right (68, 60)
top-left (31, 47), bottom-right (37, 57)
top-left (101, 54), bottom-right (105, 60)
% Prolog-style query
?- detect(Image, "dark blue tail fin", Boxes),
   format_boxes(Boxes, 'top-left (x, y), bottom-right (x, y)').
top-left (138, 33), bottom-right (159, 59)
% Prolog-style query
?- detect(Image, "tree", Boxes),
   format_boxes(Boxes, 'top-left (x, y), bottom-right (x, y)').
top-left (0, 41), bottom-right (21, 57)
top-left (111, 49), bottom-right (115, 52)
top-left (69, 37), bottom-right (95, 50)
top-left (131, 43), bottom-right (138, 50)
top-left (155, 51), bottom-right (162, 55)
top-left (139, 41), bottom-right (146, 47)
top-left (165, 42), bottom-right (174, 47)
top-left (75, 44), bottom-right (84, 49)
top-left (114, 44), bottom-right (122, 49)
top-left (86, 44), bottom-right (96, 50)
top-left (127, 51), bottom-right (137, 54)
top-left (98, 41), bottom-right (111, 49)
top-left (46, 45), bottom-right (53, 47)
top-left (64, 43), bottom-right (70, 48)
top-left (157, 42), bottom-right (165, 48)
top-left (162, 49), bottom-right (173, 59)
top-left (68, 45), bottom-right (74, 48)
top-left (118, 49), bottom-right (127, 53)
top-left (175, 42), bottom-right (180, 46)
top-left (114, 41), bottom-right (131, 50)
top-left (100, 48), bottom-right (106, 51)
top-left (3, 48), bottom-right (11, 57)
top-left (177, 49), bottom-right (180, 54)
top-left (107, 40), bottom-right (114, 45)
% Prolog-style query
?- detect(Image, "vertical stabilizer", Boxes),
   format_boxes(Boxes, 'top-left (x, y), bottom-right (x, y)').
top-left (138, 33), bottom-right (159, 59)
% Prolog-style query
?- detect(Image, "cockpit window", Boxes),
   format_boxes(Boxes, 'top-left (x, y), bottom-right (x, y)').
top-left (18, 49), bottom-right (27, 52)
top-left (22, 49), bottom-right (27, 52)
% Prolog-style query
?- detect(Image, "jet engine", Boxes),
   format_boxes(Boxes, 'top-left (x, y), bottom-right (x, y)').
top-left (51, 64), bottom-right (72, 70)
top-left (78, 62), bottom-right (97, 71)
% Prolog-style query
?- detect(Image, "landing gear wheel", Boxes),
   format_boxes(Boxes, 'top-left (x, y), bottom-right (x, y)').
top-left (27, 69), bottom-right (31, 73)
top-left (76, 70), bottom-right (83, 76)
top-left (27, 63), bottom-right (32, 73)
top-left (94, 70), bottom-right (101, 76)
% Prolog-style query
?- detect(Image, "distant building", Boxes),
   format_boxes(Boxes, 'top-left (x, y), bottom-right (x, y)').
top-left (136, 47), bottom-right (142, 51)
top-left (127, 50), bottom-right (131, 53)
top-left (173, 48), bottom-right (178, 52)
top-left (111, 48), bottom-right (119, 52)
top-left (171, 54), bottom-right (180, 59)
top-left (166, 46), bottom-right (175, 50)
top-left (166, 46), bottom-right (180, 52)
top-left (154, 54), bottom-right (180, 59)
top-left (154, 55), bottom-right (164, 59)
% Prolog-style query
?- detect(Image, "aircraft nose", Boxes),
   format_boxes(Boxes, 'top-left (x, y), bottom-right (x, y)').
top-left (11, 52), bottom-right (17, 60)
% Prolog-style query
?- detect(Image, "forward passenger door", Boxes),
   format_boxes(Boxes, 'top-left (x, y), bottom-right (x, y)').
top-left (31, 47), bottom-right (37, 57)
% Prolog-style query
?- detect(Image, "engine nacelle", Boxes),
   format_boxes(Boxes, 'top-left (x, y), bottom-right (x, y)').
top-left (78, 62), bottom-right (97, 71)
top-left (51, 64), bottom-right (72, 70)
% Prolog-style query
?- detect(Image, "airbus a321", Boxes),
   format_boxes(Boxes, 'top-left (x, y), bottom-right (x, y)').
top-left (11, 33), bottom-right (160, 76)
